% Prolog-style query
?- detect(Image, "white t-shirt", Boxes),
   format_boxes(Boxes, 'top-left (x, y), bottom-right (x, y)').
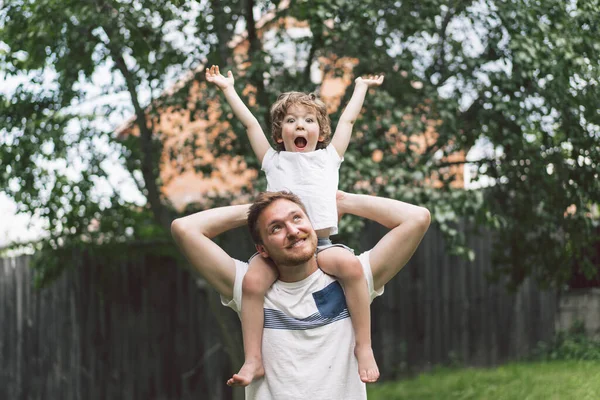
top-left (262, 145), bottom-right (342, 235)
top-left (221, 251), bottom-right (384, 400)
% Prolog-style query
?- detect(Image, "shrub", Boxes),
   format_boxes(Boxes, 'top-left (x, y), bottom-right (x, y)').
top-left (531, 321), bottom-right (600, 361)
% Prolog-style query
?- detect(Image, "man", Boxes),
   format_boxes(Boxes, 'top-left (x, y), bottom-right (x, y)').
top-left (171, 191), bottom-right (430, 400)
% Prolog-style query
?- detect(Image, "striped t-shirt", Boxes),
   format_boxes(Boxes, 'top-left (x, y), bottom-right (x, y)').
top-left (221, 251), bottom-right (384, 400)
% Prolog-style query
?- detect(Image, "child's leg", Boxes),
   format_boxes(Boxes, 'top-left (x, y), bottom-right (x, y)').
top-left (318, 247), bottom-right (380, 383)
top-left (227, 255), bottom-right (278, 387)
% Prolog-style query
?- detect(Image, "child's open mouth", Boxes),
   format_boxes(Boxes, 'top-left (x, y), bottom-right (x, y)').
top-left (294, 137), bottom-right (307, 149)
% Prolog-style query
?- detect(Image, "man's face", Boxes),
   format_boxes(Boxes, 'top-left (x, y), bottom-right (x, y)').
top-left (256, 199), bottom-right (318, 266)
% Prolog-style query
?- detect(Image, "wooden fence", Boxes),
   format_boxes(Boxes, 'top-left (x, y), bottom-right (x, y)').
top-left (367, 223), bottom-right (558, 375)
top-left (1, 224), bottom-right (558, 399)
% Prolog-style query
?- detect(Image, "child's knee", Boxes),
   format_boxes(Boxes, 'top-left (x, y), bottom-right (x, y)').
top-left (344, 255), bottom-right (364, 280)
top-left (243, 258), bottom-right (277, 295)
top-left (242, 270), bottom-right (270, 295)
top-left (318, 247), bottom-right (362, 280)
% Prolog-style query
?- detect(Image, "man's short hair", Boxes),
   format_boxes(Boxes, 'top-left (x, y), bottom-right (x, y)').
top-left (248, 191), bottom-right (308, 245)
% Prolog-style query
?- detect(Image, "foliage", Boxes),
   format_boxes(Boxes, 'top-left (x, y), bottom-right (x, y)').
top-left (1, 0), bottom-right (599, 288)
top-left (530, 321), bottom-right (600, 362)
top-left (1, 0), bottom-right (197, 273)
top-left (367, 361), bottom-right (600, 400)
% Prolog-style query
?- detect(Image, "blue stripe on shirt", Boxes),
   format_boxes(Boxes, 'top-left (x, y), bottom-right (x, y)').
top-left (264, 308), bottom-right (350, 330)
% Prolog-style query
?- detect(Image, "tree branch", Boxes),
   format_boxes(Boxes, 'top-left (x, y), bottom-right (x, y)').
top-left (432, 6), bottom-right (454, 81)
top-left (243, 0), bottom-right (271, 128)
top-left (209, 0), bottom-right (235, 65)
top-left (302, 36), bottom-right (318, 87)
top-left (102, 27), bottom-right (173, 231)
top-left (434, 158), bottom-right (495, 169)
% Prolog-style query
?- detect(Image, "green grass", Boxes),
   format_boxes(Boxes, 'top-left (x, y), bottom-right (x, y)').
top-left (367, 361), bottom-right (600, 400)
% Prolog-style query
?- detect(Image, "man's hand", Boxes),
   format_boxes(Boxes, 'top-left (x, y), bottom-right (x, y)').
top-left (336, 190), bottom-right (349, 222)
top-left (355, 74), bottom-right (384, 88)
top-left (335, 191), bottom-right (430, 290)
top-left (171, 203), bottom-right (251, 299)
top-left (206, 65), bottom-right (234, 91)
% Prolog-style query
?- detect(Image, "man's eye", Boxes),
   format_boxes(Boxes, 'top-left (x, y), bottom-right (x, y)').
top-left (293, 215), bottom-right (301, 221)
top-left (271, 226), bottom-right (280, 233)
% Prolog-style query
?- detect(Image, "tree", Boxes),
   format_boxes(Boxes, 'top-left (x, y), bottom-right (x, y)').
top-left (278, 0), bottom-right (599, 288)
top-left (0, 2), bottom-right (251, 398)
top-left (1, 0), bottom-right (192, 278)
top-left (1, 0), bottom-right (598, 294)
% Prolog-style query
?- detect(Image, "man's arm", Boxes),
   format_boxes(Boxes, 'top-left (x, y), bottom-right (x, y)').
top-left (171, 204), bottom-right (251, 299)
top-left (206, 65), bottom-right (271, 164)
top-left (336, 191), bottom-right (430, 290)
top-left (330, 75), bottom-right (384, 157)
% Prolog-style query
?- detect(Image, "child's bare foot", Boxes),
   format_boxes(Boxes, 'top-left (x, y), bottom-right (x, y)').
top-left (226, 360), bottom-right (265, 387)
top-left (355, 344), bottom-right (380, 383)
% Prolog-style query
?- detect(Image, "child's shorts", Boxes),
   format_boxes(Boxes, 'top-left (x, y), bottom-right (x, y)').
top-left (248, 238), bottom-right (354, 263)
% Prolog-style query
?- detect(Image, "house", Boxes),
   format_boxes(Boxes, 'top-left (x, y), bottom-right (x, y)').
top-left (117, 2), bottom-right (465, 212)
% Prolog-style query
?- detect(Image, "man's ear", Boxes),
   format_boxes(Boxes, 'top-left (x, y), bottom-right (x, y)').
top-left (256, 244), bottom-right (269, 258)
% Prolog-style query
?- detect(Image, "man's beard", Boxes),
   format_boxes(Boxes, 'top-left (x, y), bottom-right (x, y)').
top-left (270, 232), bottom-right (318, 266)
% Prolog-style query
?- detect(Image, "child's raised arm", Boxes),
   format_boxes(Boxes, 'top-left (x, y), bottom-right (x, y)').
top-left (206, 65), bottom-right (271, 164)
top-left (331, 75), bottom-right (384, 157)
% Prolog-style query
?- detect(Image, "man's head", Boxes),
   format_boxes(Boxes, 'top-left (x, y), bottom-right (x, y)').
top-left (248, 191), bottom-right (318, 267)
top-left (270, 92), bottom-right (332, 152)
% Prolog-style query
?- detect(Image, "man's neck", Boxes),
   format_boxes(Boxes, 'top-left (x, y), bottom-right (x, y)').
top-left (277, 257), bottom-right (319, 283)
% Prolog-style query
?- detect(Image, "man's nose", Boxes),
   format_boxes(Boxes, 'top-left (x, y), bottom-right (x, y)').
top-left (286, 223), bottom-right (300, 237)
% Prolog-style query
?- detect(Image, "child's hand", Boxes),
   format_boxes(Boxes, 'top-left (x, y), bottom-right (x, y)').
top-left (355, 74), bottom-right (384, 88)
top-left (205, 65), bottom-right (234, 90)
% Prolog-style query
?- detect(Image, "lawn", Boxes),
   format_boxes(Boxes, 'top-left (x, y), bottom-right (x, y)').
top-left (367, 361), bottom-right (600, 400)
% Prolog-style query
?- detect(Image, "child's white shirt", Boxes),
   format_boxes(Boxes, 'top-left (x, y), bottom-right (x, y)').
top-left (262, 145), bottom-right (342, 235)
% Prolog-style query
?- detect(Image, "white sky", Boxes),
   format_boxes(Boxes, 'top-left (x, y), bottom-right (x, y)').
top-left (0, 63), bottom-right (145, 248)
top-left (0, 2), bottom-right (206, 248)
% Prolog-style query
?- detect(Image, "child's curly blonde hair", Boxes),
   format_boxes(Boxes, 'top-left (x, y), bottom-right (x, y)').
top-left (269, 92), bottom-right (332, 151)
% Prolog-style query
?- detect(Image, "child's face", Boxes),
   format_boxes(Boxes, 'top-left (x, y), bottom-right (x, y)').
top-left (278, 104), bottom-right (323, 153)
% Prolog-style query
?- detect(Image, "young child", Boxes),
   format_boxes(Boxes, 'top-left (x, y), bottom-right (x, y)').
top-left (206, 65), bottom-right (384, 387)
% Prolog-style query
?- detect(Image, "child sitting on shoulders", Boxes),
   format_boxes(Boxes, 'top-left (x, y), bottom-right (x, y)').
top-left (206, 65), bottom-right (384, 386)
